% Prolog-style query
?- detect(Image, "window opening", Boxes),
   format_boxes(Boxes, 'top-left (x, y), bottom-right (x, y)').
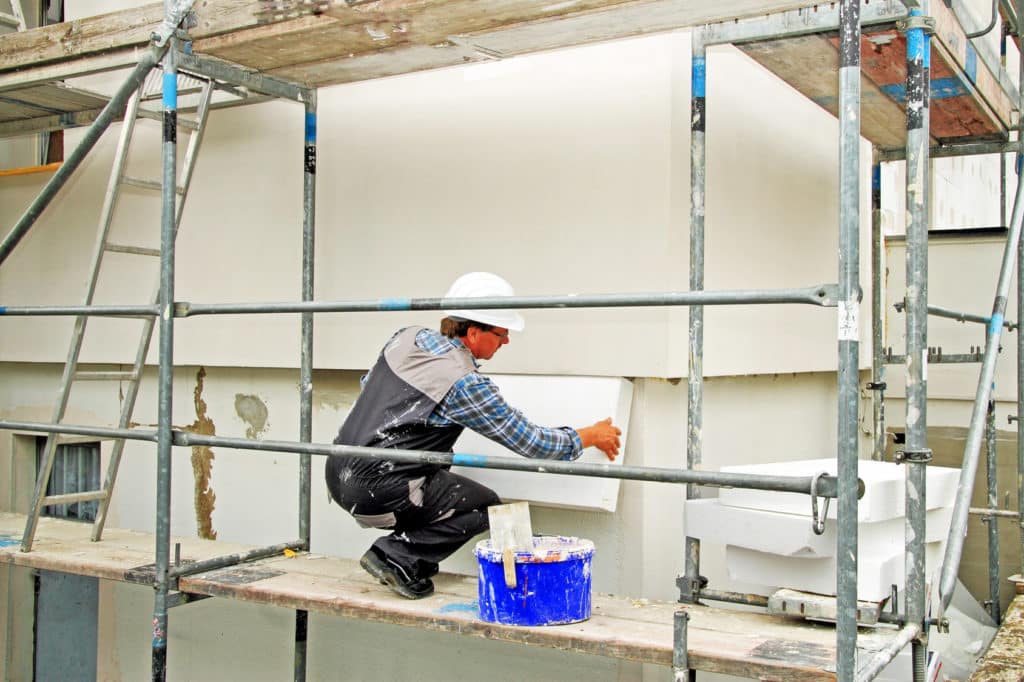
top-left (35, 438), bottom-right (100, 521)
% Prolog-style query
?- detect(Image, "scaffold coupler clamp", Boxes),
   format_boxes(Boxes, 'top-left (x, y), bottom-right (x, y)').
top-left (676, 572), bottom-right (708, 604)
top-left (672, 611), bottom-right (691, 682)
top-left (897, 14), bottom-right (937, 35)
top-left (810, 471), bottom-right (831, 535)
top-left (894, 447), bottom-right (933, 464)
top-left (151, 0), bottom-right (196, 46)
top-left (866, 381), bottom-right (887, 391)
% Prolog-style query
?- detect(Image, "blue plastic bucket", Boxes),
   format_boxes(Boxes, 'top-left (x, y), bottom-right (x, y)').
top-left (474, 536), bottom-right (594, 626)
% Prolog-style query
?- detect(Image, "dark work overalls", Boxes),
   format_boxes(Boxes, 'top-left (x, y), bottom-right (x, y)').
top-left (325, 326), bottom-right (501, 583)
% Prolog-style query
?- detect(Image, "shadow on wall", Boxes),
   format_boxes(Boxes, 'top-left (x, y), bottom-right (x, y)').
top-left (886, 426), bottom-right (1021, 617)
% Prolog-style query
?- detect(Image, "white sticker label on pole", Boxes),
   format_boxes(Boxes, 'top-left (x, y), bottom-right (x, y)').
top-left (838, 301), bottom-right (858, 341)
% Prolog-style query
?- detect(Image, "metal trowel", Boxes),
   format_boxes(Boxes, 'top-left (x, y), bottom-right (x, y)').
top-left (487, 502), bottom-right (533, 588)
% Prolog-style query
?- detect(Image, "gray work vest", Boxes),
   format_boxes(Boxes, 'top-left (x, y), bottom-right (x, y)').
top-left (329, 326), bottom-right (477, 480)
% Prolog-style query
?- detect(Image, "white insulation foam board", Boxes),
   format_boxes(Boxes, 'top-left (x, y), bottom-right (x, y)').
top-left (685, 498), bottom-right (953, 558)
top-left (717, 459), bottom-right (960, 522)
top-left (726, 541), bottom-right (945, 602)
top-left (452, 375), bottom-right (633, 512)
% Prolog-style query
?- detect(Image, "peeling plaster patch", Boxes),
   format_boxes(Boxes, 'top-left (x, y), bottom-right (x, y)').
top-left (316, 388), bottom-right (360, 411)
top-left (187, 367), bottom-right (217, 540)
top-left (235, 394), bottom-right (269, 439)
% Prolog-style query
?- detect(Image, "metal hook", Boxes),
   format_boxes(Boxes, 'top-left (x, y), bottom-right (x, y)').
top-left (810, 471), bottom-right (831, 535)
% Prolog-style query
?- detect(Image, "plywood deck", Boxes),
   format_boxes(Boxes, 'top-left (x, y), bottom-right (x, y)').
top-left (737, 1), bottom-right (1015, 150)
top-left (1, 1), bottom-right (1016, 146)
top-left (0, 513), bottom-right (903, 681)
top-left (0, 0), bottom-right (820, 84)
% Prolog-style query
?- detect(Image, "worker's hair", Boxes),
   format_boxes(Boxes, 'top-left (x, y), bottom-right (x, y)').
top-left (440, 317), bottom-right (492, 338)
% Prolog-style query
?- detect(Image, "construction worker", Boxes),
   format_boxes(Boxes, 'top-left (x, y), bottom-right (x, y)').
top-left (325, 272), bottom-right (622, 599)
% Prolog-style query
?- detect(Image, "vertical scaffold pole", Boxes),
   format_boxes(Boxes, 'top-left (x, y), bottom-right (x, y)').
top-left (1016, 0), bottom-right (1024, 590)
top-left (985, 394), bottom-right (1001, 623)
top-left (681, 30), bottom-right (706, 611)
top-left (904, 6), bottom-right (931, 679)
top-left (153, 34), bottom-right (179, 682)
top-left (836, 0), bottom-right (862, 677)
top-left (871, 159), bottom-right (886, 461)
top-left (294, 92), bottom-right (317, 682)
top-left (940, 0), bottom-right (1024, 614)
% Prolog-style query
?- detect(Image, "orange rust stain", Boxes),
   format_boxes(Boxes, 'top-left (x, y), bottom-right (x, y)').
top-left (186, 367), bottom-right (217, 540)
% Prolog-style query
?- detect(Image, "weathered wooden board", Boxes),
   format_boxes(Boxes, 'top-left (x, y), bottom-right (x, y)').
top-left (738, 33), bottom-right (909, 150)
top-left (0, 1), bottom-right (1015, 146)
top-left (0, 513), bottom-right (902, 680)
top-left (0, 512), bottom-right (257, 581)
top-left (969, 593), bottom-right (1024, 682)
top-left (830, 28), bottom-right (1006, 141)
top-left (0, 0), bottom-right (822, 84)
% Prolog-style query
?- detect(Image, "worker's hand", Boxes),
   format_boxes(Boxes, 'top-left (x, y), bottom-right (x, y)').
top-left (577, 418), bottom-right (622, 461)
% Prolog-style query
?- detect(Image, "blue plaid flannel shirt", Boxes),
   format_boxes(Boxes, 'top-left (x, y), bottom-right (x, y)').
top-left (365, 327), bottom-right (583, 461)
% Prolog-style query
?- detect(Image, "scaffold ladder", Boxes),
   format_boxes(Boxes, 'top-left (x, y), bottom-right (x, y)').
top-left (0, 0), bottom-right (26, 31)
top-left (21, 70), bottom-right (215, 552)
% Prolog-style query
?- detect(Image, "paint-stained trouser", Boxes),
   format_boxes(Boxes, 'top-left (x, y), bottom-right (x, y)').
top-left (327, 465), bottom-right (500, 582)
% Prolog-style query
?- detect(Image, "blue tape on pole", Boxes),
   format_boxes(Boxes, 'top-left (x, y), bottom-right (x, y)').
top-left (692, 56), bottom-right (706, 98)
top-left (452, 453), bottom-right (488, 467)
top-left (305, 112), bottom-right (316, 144)
top-left (990, 312), bottom-right (1005, 337)
top-left (907, 30), bottom-right (924, 63)
top-left (1017, 154), bottom-right (1023, 176)
top-left (879, 77), bottom-right (971, 103)
top-left (378, 298), bottom-right (411, 311)
top-left (162, 73), bottom-right (177, 108)
top-left (0, 306), bottom-right (6, 314)
top-left (924, 34), bottom-right (931, 70)
top-left (872, 165), bottom-right (881, 190)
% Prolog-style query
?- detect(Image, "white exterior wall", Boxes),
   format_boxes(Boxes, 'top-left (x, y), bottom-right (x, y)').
top-left (0, 28), bottom-right (875, 378)
top-left (0, 0), bottom-right (1013, 679)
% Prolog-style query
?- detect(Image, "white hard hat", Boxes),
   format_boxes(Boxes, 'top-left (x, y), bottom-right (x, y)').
top-left (443, 272), bottom-right (525, 332)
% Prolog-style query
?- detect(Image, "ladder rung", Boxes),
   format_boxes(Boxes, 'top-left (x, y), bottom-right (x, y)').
top-left (0, 12), bottom-right (20, 26)
top-left (104, 242), bottom-right (161, 257)
top-left (122, 176), bottom-right (185, 195)
top-left (135, 107), bottom-right (200, 130)
top-left (73, 370), bottom-right (139, 382)
top-left (43, 490), bottom-right (109, 506)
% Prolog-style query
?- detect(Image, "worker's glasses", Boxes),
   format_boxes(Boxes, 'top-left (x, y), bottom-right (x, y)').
top-left (485, 329), bottom-right (510, 340)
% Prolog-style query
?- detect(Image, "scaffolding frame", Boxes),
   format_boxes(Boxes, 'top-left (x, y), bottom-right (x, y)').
top-left (1, 0), bottom-right (1024, 680)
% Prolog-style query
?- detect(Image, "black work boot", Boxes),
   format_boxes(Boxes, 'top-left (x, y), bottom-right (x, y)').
top-left (359, 549), bottom-right (435, 599)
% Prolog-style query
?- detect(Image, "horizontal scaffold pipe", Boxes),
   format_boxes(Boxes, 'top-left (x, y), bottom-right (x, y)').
top-left (854, 623), bottom-right (922, 682)
top-left (878, 139), bottom-right (1024, 162)
top-left (969, 506), bottom-right (1021, 519)
top-left (167, 540), bottom-right (307, 579)
top-left (175, 285), bottom-right (841, 316)
top-left (1, 286), bottom-right (841, 318)
top-left (0, 420), bottom-right (158, 442)
top-left (0, 419), bottom-right (858, 499)
top-left (701, 0), bottom-right (907, 46)
top-left (893, 301), bottom-right (1018, 330)
top-left (0, 304), bottom-right (159, 316)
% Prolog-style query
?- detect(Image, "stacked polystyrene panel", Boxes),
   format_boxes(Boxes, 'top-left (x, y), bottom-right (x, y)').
top-left (686, 459), bottom-right (959, 601)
